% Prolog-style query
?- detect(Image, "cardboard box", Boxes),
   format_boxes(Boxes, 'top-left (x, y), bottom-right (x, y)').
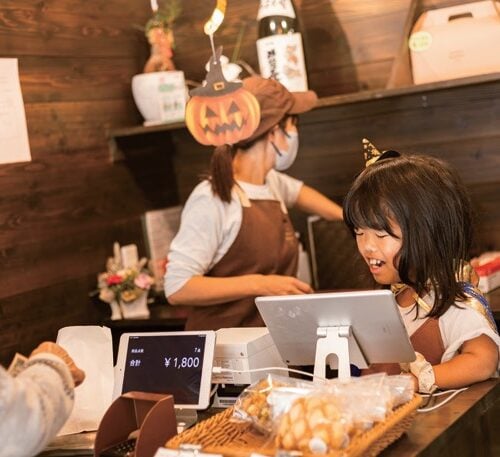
top-left (409, 1), bottom-right (500, 84)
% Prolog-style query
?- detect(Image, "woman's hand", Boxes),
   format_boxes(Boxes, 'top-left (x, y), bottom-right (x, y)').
top-left (30, 342), bottom-right (86, 387)
top-left (256, 274), bottom-right (313, 296)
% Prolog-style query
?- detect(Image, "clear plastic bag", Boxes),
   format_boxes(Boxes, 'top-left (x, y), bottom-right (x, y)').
top-left (232, 374), bottom-right (315, 433)
top-left (233, 373), bottom-right (415, 454)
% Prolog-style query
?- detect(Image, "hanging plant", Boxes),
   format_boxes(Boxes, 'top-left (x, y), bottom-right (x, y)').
top-left (143, 0), bottom-right (182, 73)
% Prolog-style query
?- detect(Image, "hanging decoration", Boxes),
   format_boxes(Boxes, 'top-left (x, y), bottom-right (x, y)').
top-left (184, 1), bottom-right (261, 146)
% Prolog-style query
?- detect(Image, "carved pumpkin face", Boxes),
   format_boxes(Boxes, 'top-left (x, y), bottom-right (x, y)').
top-left (185, 47), bottom-right (261, 146)
top-left (186, 88), bottom-right (260, 146)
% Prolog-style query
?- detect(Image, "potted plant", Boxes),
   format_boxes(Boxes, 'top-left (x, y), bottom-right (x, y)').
top-left (132, 0), bottom-right (187, 126)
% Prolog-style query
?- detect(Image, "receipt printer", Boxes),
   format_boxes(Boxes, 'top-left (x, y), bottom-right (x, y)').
top-left (212, 327), bottom-right (287, 385)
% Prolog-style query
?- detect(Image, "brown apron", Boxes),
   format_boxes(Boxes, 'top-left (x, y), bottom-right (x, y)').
top-left (362, 317), bottom-right (445, 375)
top-left (185, 187), bottom-right (299, 331)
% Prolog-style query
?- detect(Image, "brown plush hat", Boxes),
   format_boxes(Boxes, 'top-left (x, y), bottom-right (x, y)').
top-left (241, 76), bottom-right (318, 143)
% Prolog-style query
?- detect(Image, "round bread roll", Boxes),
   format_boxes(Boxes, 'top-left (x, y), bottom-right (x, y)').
top-left (275, 396), bottom-right (350, 453)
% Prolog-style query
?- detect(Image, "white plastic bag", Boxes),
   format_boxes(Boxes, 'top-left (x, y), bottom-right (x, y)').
top-left (56, 326), bottom-right (114, 435)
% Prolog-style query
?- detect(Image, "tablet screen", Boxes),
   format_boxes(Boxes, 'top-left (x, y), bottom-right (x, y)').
top-left (115, 331), bottom-right (216, 409)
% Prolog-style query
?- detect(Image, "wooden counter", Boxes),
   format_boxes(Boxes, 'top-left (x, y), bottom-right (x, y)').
top-left (42, 379), bottom-right (499, 456)
top-left (381, 379), bottom-right (499, 456)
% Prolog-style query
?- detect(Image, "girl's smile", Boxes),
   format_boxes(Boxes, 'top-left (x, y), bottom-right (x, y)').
top-left (355, 222), bottom-right (403, 285)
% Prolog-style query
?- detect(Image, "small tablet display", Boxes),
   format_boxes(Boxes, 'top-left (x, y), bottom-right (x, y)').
top-left (113, 331), bottom-right (216, 409)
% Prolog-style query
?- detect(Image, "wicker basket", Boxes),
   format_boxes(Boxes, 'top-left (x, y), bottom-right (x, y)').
top-left (167, 395), bottom-right (422, 457)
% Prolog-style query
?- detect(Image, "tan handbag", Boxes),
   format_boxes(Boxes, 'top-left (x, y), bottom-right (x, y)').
top-left (409, 0), bottom-right (500, 84)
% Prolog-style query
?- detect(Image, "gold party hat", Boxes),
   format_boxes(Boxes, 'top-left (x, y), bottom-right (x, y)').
top-left (363, 138), bottom-right (401, 167)
top-left (363, 138), bottom-right (382, 167)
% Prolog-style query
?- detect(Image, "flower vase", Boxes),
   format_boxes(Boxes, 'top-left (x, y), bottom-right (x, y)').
top-left (119, 293), bottom-right (150, 319)
top-left (109, 300), bottom-right (123, 320)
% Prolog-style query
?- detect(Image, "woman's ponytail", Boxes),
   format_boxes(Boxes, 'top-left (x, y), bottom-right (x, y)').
top-left (209, 144), bottom-right (235, 203)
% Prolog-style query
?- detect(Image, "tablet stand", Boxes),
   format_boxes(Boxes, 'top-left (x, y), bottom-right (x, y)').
top-left (94, 391), bottom-right (177, 457)
top-left (313, 325), bottom-right (368, 381)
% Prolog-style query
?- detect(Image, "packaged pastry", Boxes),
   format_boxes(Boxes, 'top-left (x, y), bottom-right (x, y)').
top-left (275, 394), bottom-right (352, 453)
top-left (233, 372), bottom-right (415, 451)
top-left (233, 375), bottom-right (316, 433)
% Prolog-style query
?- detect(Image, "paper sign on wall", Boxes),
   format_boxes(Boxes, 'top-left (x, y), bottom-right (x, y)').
top-left (0, 58), bottom-right (31, 164)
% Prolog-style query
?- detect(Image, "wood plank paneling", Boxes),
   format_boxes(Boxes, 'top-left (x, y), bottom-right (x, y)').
top-left (19, 56), bottom-right (143, 103)
top-left (0, 0), bottom-right (175, 365)
top-left (0, 1), bottom-right (150, 58)
top-left (0, 275), bottom-right (106, 364)
top-left (25, 99), bottom-right (139, 155)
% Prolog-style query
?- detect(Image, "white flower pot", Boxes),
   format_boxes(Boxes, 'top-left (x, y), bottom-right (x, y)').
top-left (131, 71), bottom-right (187, 126)
top-left (120, 292), bottom-right (149, 319)
top-left (119, 293), bottom-right (150, 319)
top-left (109, 300), bottom-right (123, 320)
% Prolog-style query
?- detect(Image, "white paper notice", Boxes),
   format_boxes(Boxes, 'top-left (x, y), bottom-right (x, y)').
top-left (0, 58), bottom-right (31, 164)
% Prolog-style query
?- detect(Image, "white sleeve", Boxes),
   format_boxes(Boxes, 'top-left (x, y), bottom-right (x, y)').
top-left (440, 305), bottom-right (500, 369)
top-left (0, 354), bottom-right (74, 457)
top-left (266, 170), bottom-right (303, 208)
top-left (164, 183), bottom-right (226, 298)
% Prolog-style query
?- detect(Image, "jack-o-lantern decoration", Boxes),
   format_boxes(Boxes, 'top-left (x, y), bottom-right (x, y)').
top-left (186, 48), bottom-right (260, 146)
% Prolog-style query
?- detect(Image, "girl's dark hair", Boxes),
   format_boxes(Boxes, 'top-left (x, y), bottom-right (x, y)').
top-left (208, 124), bottom-right (280, 203)
top-left (343, 155), bottom-right (474, 317)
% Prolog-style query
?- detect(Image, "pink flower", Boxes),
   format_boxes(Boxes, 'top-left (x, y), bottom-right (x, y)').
top-left (106, 274), bottom-right (123, 286)
top-left (134, 273), bottom-right (154, 289)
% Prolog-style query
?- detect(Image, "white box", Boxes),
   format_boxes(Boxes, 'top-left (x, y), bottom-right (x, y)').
top-left (474, 254), bottom-right (500, 293)
top-left (212, 327), bottom-right (287, 385)
top-left (478, 270), bottom-right (500, 293)
top-left (409, 1), bottom-right (500, 84)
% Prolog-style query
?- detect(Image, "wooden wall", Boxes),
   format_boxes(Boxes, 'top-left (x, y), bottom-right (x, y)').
top-left (0, 0), bottom-right (177, 364)
top-left (1, 0), bottom-right (498, 365)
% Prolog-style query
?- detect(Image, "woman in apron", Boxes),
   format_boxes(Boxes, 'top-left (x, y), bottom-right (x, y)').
top-left (165, 76), bottom-right (343, 330)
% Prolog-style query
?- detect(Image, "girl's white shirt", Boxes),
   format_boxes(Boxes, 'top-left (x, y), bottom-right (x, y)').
top-left (398, 293), bottom-right (500, 369)
top-left (164, 170), bottom-right (303, 297)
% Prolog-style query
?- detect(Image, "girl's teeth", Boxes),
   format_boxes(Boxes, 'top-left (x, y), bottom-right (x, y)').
top-left (369, 259), bottom-right (383, 267)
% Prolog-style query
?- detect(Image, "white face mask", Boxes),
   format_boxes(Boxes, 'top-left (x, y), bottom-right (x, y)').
top-left (272, 131), bottom-right (299, 171)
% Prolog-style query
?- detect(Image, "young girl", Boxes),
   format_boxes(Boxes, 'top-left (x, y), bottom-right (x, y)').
top-left (343, 152), bottom-right (499, 392)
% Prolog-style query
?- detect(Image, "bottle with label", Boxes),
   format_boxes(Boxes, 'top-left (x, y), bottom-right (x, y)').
top-left (256, 0), bottom-right (308, 92)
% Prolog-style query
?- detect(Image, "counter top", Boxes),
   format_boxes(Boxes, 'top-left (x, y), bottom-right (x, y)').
top-left (41, 379), bottom-right (498, 456)
top-left (381, 379), bottom-right (499, 456)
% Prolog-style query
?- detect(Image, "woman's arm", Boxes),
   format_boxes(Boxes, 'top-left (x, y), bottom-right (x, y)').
top-left (294, 185), bottom-right (343, 221)
top-left (168, 273), bottom-right (313, 306)
top-left (433, 334), bottom-right (499, 389)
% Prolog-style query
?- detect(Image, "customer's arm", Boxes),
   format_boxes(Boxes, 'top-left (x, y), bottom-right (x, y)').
top-left (0, 343), bottom-right (84, 457)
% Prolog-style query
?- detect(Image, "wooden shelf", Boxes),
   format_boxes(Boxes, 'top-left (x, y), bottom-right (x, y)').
top-left (106, 72), bottom-right (500, 159)
top-left (316, 72), bottom-right (500, 109)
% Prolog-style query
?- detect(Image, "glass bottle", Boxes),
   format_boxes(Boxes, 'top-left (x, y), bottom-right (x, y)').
top-left (256, 0), bottom-right (308, 91)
